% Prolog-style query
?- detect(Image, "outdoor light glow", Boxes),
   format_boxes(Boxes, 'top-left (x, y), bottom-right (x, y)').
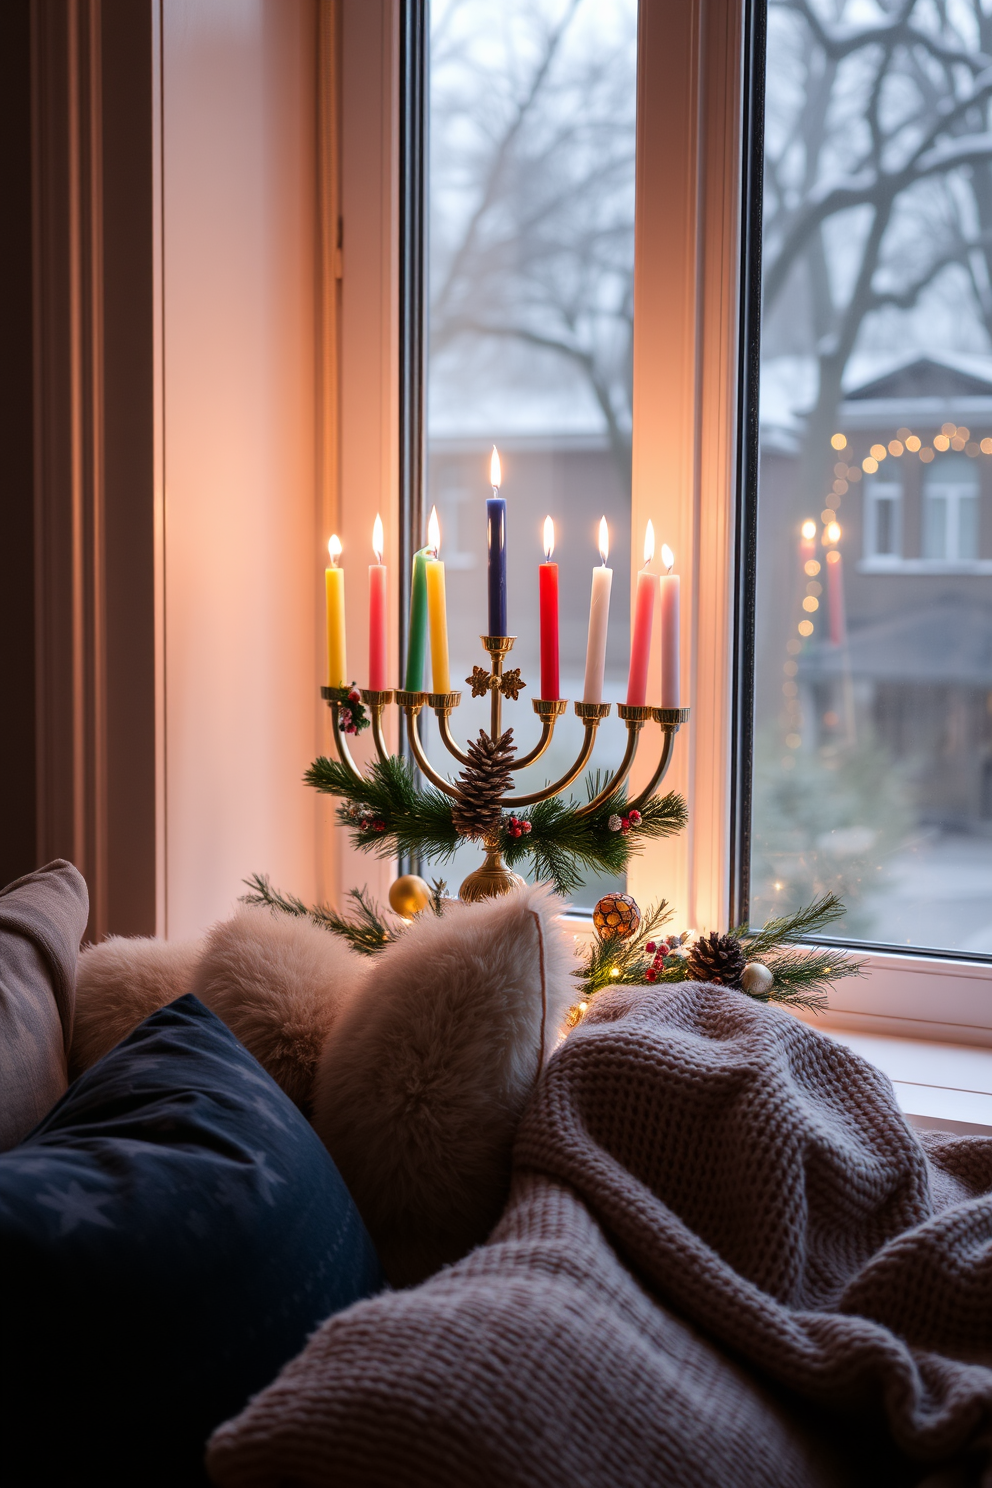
top-left (888, 440), bottom-right (904, 456)
top-left (328, 534), bottom-right (342, 566)
top-left (801, 520), bottom-right (817, 540)
top-left (870, 443), bottom-right (887, 460)
top-left (863, 456), bottom-right (878, 473)
top-left (544, 515), bottom-right (555, 560)
top-left (830, 432), bottom-right (847, 449)
top-left (798, 619), bottom-right (814, 636)
top-left (428, 505), bottom-right (441, 555)
top-left (934, 434), bottom-right (950, 451)
top-left (906, 435), bottom-right (921, 451)
top-left (805, 559), bottom-right (821, 575)
top-left (372, 513), bottom-right (384, 564)
top-left (599, 517), bottom-right (610, 565)
top-left (821, 508), bottom-right (835, 523)
top-left (490, 446), bottom-right (502, 488)
top-left (826, 548), bottom-right (841, 565)
top-left (643, 519), bottom-right (655, 566)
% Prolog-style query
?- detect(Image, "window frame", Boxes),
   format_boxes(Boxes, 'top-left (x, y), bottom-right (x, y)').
top-left (337, 0), bottom-right (992, 1041)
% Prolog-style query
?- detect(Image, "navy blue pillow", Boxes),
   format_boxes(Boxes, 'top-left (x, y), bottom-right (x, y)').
top-left (0, 994), bottom-right (382, 1487)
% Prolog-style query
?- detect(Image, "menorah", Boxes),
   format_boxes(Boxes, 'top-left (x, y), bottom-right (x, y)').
top-left (321, 634), bottom-right (689, 902)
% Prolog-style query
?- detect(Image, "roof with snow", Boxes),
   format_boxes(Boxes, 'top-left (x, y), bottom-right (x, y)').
top-left (845, 357), bottom-right (992, 401)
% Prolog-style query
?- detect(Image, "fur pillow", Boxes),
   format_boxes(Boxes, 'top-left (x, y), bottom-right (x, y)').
top-left (189, 908), bottom-right (367, 1112)
top-left (70, 936), bottom-right (202, 1079)
top-left (71, 910), bottom-right (366, 1113)
top-left (310, 882), bottom-right (576, 1288)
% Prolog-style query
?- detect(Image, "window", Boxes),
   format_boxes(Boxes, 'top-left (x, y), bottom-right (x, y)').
top-left (864, 478), bottom-right (902, 562)
top-left (421, 0), bottom-right (638, 904)
top-left (923, 456), bottom-right (980, 563)
top-left (749, 0), bottom-right (992, 959)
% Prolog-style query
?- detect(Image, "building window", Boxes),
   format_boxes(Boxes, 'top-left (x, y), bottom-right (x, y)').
top-left (748, 1), bottom-right (992, 959)
top-left (922, 456), bottom-right (980, 563)
top-left (421, 0), bottom-right (637, 905)
top-left (864, 478), bottom-right (902, 561)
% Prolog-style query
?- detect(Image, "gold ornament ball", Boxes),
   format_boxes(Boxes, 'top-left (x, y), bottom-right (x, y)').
top-left (740, 962), bottom-right (774, 996)
top-left (388, 874), bottom-right (432, 918)
top-left (592, 893), bottom-right (641, 940)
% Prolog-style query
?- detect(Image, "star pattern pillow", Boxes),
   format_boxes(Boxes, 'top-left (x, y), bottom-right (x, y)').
top-left (0, 995), bottom-right (382, 1487)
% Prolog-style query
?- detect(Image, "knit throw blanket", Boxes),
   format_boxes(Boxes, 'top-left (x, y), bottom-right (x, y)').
top-left (207, 984), bottom-right (992, 1488)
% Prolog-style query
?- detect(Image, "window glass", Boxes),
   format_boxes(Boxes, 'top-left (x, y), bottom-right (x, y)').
top-left (752, 1), bottom-right (992, 954)
top-left (425, 0), bottom-right (637, 903)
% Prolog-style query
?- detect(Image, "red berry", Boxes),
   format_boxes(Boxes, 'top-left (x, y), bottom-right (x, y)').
top-left (628, 809), bottom-right (642, 825)
top-left (510, 826), bottom-right (522, 838)
top-left (645, 942), bottom-right (657, 954)
top-left (644, 969), bottom-right (657, 982)
top-left (373, 821), bottom-right (385, 832)
top-left (348, 689), bottom-right (361, 703)
top-left (521, 821), bottom-right (532, 834)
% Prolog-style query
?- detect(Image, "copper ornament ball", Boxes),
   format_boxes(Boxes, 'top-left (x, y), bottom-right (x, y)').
top-left (388, 874), bottom-right (432, 918)
top-left (592, 893), bottom-right (641, 940)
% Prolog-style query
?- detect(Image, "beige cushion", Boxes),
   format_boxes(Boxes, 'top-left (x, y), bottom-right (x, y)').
top-left (310, 882), bottom-right (576, 1287)
top-left (0, 860), bottom-right (88, 1150)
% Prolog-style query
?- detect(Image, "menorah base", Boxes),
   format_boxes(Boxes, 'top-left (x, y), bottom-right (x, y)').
top-left (458, 845), bottom-right (526, 903)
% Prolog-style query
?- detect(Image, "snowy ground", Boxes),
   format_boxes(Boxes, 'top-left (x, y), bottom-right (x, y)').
top-left (861, 831), bottom-right (992, 954)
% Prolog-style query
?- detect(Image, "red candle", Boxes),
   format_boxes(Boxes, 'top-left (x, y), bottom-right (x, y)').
top-left (825, 543), bottom-right (845, 645)
top-left (369, 513), bottom-right (387, 690)
top-left (539, 516), bottom-right (559, 700)
top-left (626, 521), bottom-right (657, 706)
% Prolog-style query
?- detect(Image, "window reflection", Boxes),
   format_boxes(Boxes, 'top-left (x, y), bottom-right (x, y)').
top-left (753, 2), bottom-right (992, 954)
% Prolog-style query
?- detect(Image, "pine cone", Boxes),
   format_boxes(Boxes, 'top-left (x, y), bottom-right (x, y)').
top-left (686, 931), bottom-right (746, 988)
top-left (451, 728), bottom-right (515, 839)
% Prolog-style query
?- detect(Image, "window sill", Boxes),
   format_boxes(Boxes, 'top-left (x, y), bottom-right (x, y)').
top-left (814, 1027), bottom-right (992, 1136)
top-left (856, 557), bottom-right (992, 575)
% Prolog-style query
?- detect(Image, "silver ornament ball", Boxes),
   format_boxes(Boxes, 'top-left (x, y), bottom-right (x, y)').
top-left (740, 961), bottom-right (774, 996)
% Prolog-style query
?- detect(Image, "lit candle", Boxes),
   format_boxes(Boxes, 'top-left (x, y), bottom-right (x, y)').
top-left (626, 520), bottom-right (657, 707)
top-left (487, 446), bottom-right (507, 636)
top-left (369, 514), bottom-right (387, 691)
top-left (425, 506), bottom-right (451, 694)
top-left (825, 533), bottom-right (845, 645)
top-left (539, 516), bottom-right (559, 700)
top-left (582, 518), bottom-right (613, 704)
top-left (404, 545), bottom-right (430, 692)
top-left (800, 518), bottom-right (817, 564)
top-left (325, 535), bottom-right (346, 688)
top-left (659, 544), bottom-right (680, 709)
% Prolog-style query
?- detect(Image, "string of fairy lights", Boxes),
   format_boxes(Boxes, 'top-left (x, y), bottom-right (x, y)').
top-left (778, 419), bottom-right (989, 768)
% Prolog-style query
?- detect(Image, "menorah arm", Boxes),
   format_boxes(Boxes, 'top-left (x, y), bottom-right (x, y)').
top-left (573, 705), bottom-right (650, 818)
top-left (325, 703), bottom-right (365, 784)
top-left (403, 706), bottom-right (460, 798)
top-left (501, 703), bottom-right (609, 808)
top-left (362, 690), bottom-right (394, 765)
top-left (433, 698), bottom-right (471, 768)
top-left (626, 707), bottom-right (691, 814)
top-left (510, 698), bottom-right (567, 771)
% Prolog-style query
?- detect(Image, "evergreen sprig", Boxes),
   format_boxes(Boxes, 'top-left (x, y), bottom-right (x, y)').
top-left (501, 788), bottom-right (687, 897)
top-left (241, 872), bottom-right (397, 955)
top-left (579, 900), bottom-right (674, 996)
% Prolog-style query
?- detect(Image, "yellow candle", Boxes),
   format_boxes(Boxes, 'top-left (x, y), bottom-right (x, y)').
top-left (425, 506), bottom-right (450, 694)
top-left (325, 534), bottom-right (347, 688)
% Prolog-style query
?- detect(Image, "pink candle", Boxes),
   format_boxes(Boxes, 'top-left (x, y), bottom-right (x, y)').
top-left (539, 516), bottom-right (559, 699)
top-left (826, 547), bottom-right (845, 645)
top-left (659, 544), bottom-right (680, 708)
top-left (626, 520), bottom-right (657, 706)
top-left (369, 513), bottom-right (387, 690)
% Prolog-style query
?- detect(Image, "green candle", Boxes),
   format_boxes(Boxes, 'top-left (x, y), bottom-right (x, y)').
top-left (404, 547), bottom-right (430, 691)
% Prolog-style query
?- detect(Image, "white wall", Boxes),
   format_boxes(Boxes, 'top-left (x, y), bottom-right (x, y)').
top-left (161, 0), bottom-right (325, 937)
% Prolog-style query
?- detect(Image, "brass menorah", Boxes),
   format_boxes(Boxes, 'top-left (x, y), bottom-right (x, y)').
top-left (322, 635), bottom-right (689, 901)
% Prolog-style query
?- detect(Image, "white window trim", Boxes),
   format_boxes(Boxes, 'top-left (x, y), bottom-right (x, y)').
top-left (335, 0), bottom-right (992, 1047)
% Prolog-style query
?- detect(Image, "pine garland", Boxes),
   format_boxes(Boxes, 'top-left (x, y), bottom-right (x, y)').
top-left (579, 892), bottom-right (863, 1013)
top-left (304, 753), bottom-right (688, 897)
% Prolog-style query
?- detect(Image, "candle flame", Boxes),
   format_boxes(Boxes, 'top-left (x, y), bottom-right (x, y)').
top-left (643, 520), bottom-right (655, 567)
top-left (825, 521), bottom-right (841, 544)
top-left (428, 504), bottom-right (441, 556)
top-left (543, 515), bottom-right (555, 561)
top-left (490, 446), bottom-right (502, 489)
top-left (328, 534), bottom-right (342, 567)
top-left (661, 543), bottom-right (674, 573)
top-left (801, 519), bottom-right (817, 540)
top-left (372, 513), bottom-right (383, 564)
top-left (598, 517), bottom-right (609, 566)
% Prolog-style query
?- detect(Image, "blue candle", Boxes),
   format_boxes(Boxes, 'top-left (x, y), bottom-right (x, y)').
top-left (487, 446), bottom-right (507, 636)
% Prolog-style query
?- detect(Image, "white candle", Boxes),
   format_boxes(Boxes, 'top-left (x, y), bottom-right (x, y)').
top-left (659, 544), bottom-right (680, 708)
top-left (582, 517), bottom-right (613, 704)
